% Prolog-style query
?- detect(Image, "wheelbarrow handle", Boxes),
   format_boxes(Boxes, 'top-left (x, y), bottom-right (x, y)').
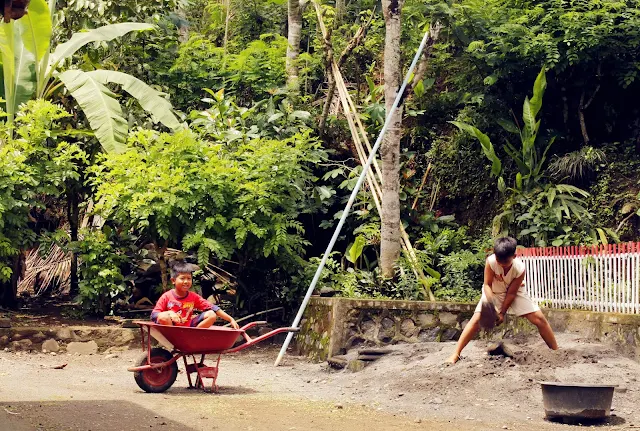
top-left (239, 321), bottom-right (268, 331)
top-left (225, 326), bottom-right (300, 354)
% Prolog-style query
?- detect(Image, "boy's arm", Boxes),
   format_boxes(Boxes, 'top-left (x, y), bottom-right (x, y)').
top-left (498, 271), bottom-right (526, 319)
top-left (483, 262), bottom-right (495, 302)
top-left (215, 309), bottom-right (239, 329)
top-left (151, 293), bottom-right (183, 323)
top-left (193, 294), bottom-right (238, 328)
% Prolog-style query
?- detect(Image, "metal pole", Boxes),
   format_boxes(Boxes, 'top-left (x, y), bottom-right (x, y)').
top-left (274, 28), bottom-right (433, 366)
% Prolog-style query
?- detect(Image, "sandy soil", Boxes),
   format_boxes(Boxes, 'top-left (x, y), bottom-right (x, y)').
top-left (0, 333), bottom-right (637, 430)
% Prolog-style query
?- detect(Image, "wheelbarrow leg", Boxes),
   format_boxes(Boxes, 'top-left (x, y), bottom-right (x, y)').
top-left (183, 356), bottom-right (194, 388)
top-left (184, 354), bottom-right (206, 389)
top-left (193, 354), bottom-right (221, 393)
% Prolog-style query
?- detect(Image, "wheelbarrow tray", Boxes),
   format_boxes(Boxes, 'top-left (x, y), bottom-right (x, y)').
top-left (141, 322), bottom-right (243, 353)
top-left (129, 320), bottom-right (299, 393)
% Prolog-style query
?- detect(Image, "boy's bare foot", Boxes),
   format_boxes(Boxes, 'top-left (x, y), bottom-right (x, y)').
top-left (446, 353), bottom-right (461, 364)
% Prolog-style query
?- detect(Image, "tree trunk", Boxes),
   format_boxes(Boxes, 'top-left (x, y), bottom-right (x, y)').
top-left (0, 254), bottom-right (24, 309)
top-left (223, 0), bottom-right (232, 55)
top-left (68, 189), bottom-right (79, 297)
top-left (380, 0), bottom-right (404, 278)
top-left (286, 0), bottom-right (305, 91)
top-left (157, 242), bottom-right (169, 291)
top-left (335, 0), bottom-right (345, 26)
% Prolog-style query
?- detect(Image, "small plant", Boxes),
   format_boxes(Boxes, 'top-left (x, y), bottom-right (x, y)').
top-left (70, 227), bottom-right (131, 316)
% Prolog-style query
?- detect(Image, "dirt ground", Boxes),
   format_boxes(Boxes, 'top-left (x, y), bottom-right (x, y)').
top-left (0, 333), bottom-right (638, 431)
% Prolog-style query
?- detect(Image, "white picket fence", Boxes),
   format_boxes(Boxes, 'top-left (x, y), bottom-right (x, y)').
top-left (518, 243), bottom-right (640, 314)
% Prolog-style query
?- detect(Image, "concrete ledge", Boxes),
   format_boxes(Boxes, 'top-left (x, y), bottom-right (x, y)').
top-left (296, 297), bottom-right (640, 361)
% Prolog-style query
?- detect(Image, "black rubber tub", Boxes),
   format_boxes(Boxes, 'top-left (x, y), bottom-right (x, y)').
top-left (540, 382), bottom-right (616, 422)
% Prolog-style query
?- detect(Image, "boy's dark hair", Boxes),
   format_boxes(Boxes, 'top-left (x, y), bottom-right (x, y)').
top-left (494, 237), bottom-right (517, 262)
top-left (169, 260), bottom-right (200, 279)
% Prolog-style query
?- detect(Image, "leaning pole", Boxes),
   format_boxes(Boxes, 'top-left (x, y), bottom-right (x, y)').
top-left (274, 27), bottom-right (434, 366)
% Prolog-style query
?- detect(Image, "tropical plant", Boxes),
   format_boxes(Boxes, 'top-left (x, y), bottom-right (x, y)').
top-left (450, 68), bottom-right (603, 245)
top-left (189, 89), bottom-right (312, 142)
top-left (548, 146), bottom-right (607, 183)
top-left (91, 128), bottom-right (327, 288)
top-left (70, 227), bottom-right (130, 316)
top-left (0, 100), bottom-right (87, 307)
top-left (0, 0), bottom-right (181, 152)
top-left (170, 33), bottom-right (288, 107)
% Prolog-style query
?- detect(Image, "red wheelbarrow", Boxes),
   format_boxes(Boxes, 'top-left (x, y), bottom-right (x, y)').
top-left (127, 320), bottom-right (298, 393)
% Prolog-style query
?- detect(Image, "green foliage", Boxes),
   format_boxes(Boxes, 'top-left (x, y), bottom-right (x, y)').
top-left (548, 146), bottom-right (607, 183)
top-left (450, 69), bottom-right (607, 246)
top-left (455, 0), bottom-right (640, 85)
top-left (189, 89), bottom-right (312, 142)
top-left (91, 128), bottom-right (327, 270)
top-left (70, 228), bottom-right (130, 316)
top-left (0, 0), bottom-right (180, 153)
top-left (416, 226), bottom-right (489, 302)
top-left (170, 34), bottom-right (288, 107)
top-left (0, 100), bottom-right (84, 282)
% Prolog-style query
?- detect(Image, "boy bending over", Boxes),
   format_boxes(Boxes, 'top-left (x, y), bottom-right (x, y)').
top-left (151, 261), bottom-right (239, 329)
top-left (448, 237), bottom-right (558, 364)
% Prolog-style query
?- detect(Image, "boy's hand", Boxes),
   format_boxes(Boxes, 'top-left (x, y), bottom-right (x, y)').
top-left (496, 312), bottom-right (505, 326)
top-left (169, 311), bottom-right (182, 323)
top-left (229, 319), bottom-right (239, 329)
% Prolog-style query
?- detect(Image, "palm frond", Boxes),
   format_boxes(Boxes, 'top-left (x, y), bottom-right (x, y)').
top-left (18, 244), bottom-right (71, 296)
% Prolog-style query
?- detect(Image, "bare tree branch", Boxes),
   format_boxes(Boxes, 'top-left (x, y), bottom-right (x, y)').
top-left (319, 10), bottom-right (375, 134)
top-left (404, 22), bottom-right (443, 98)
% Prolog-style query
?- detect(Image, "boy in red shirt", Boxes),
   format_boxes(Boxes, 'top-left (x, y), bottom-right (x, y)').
top-left (151, 261), bottom-right (239, 329)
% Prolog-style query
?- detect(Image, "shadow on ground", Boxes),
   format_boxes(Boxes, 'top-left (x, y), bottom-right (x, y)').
top-left (545, 415), bottom-right (626, 427)
top-left (155, 385), bottom-right (259, 396)
top-left (0, 400), bottom-right (195, 431)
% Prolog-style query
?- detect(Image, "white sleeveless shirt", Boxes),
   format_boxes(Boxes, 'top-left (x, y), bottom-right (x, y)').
top-left (487, 254), bottom-right (526, 294)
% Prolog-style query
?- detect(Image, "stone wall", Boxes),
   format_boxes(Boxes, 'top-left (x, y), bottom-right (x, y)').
top-left (297, 297), bottom-right (640, 361)
top-left (296, 299), bottom-right (334, 360)
top-left (0, 326), bottom-right (141, 353)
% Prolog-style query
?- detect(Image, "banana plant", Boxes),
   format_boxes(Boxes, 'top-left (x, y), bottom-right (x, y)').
top-left (450, 67), bottom-right (550, 193)
top-left (0, 0), bottom-right (182, 153)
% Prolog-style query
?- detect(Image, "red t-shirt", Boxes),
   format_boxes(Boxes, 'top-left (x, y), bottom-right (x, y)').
top-left (151, 290), bottom-right (220, 326)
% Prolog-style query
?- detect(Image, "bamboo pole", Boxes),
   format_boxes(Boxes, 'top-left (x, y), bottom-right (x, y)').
top-left (314, 2), bottom-right (435, 300)
top-left (275, 21), bottom-right (436, 366)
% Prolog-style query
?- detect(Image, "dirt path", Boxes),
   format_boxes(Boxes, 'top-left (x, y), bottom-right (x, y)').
top-left (0, 333), bottom-right (637, 430)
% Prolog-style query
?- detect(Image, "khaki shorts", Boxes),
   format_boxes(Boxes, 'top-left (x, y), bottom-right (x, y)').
top-left (475, 289), bottom-right (540, 317)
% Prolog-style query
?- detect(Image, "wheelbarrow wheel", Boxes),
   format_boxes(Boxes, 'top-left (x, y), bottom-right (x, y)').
top-left (134, 348), bottom-right (178, 393)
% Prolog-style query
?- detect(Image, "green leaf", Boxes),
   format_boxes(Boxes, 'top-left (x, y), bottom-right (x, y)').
top-left (290, 110), bottom-right (310, 120)
top-left (552, 239), bottom-right (564, 247)
top-left (497, 176), bottom-right (506, 193)
top-left (596, 228), bottom-right (608, 245)
top-left (414, 79), bottom-right (425, 98)
top-left (17, 0), bottom-right (50, 100)
top-left (450, 121), bottom-right (502, 176)
top-left (483, 74), bottom-right (497, 86)
top-left (515, 173), bottom-right (523, 191)
top-left (497, 119), bottom-right (519, 134)
top-left (522, 97), bottom-right (536, 136)
top-left (58, 69), bottom-right (128, 154)
top-left (0, 22), bottom-right (16, 125)
top-left (48, 23), bottom-right (154, 76)
top-left (424, 266), bottom-right (441, 280)
top-left (346, 235), bottom-right (365, 264)
top-left (13, 24), bottom-right (36, 110)
top-left (86, 70), bottom-right (182, 131)
top-left (19, 0), bottom-right (51, 63)
top-left (529, 68), bottom-right (547, 119)
top-left (267, 112), bottom-right (284, 123)
top-left (315, 185), bottom-right (333, 201)
top-left (547, 187), bottom-right (556, 206)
